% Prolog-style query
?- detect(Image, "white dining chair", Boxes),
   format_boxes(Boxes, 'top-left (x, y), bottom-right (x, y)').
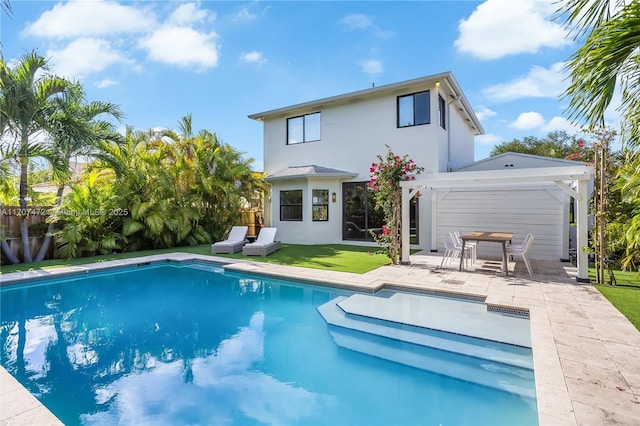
top-left (449, 232), bottom-right (474, 268)
top-left (507, 233), bottom-right (533, 252)
top-left (440, 234), bottom-right (461, 268)
top-left (506, 235), bottom-right (534, 276)
top-left (454, 230), bottom-right (477, 263)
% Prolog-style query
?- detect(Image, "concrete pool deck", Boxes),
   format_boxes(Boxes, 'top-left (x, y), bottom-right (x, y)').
top-left (1, 251), bottom-right (639, 425)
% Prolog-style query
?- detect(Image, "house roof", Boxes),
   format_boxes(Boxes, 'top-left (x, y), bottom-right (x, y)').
top-left (265, 165), bottom-right (358, 182)
top-left (453, 152), bottom-right (589, 172)
top-left (248, 72), bottom-right (484, 135)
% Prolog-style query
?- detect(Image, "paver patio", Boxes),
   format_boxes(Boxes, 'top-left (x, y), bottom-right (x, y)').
top-left (1, 251), bottom-right (639, 425)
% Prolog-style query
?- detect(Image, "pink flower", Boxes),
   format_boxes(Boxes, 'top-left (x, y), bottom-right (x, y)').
top-left (577, 140), bottom-right (585, 148)
top-left (567, 152), bottom-right (580, 160)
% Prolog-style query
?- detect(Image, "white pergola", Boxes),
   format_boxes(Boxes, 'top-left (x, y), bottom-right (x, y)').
top-left (400, 165), bottom-right (595, 282)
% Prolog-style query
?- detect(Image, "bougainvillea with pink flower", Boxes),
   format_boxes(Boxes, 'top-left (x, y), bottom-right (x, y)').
top-left (368, 145), bottom-right (423, 264)
top-left (566, 137), bottom-right (595, 163)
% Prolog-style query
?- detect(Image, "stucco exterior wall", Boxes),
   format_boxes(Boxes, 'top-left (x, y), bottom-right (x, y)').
top-left (268, 178), bottom-right (345, 244)
top-left (262, 89), bottom-right (460, 179)
top-left (258, 77), bottom-right (480, 248)
top-left (448, 103), bottom-right (475, 169)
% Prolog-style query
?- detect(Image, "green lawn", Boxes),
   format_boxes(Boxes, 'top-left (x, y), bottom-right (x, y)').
top-left (212, 244), bottom-right (392, 274)
top-left (0, 244), bottom-right (391, 275)
top-left (591, 267), bottom-right (640, 331)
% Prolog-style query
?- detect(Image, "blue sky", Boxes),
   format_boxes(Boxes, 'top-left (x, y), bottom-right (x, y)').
top-left (1, 0), bottom-right (622, 170)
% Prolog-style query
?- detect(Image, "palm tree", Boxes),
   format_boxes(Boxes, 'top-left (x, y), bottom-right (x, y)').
top-left (560, 0), bottom-right (640, 271)
top-left (1, 0), bottom-right (11, 16)
top-left (1, 51), bottom-right (71, 263)
top-left (614, 153), bottom-right (640, 269)
top-left (34, 84), bottom-right (123, 261)
top-left (561, 0), bottom-right (640, 149)
top-left (168, 116), bottom-right (266, 241)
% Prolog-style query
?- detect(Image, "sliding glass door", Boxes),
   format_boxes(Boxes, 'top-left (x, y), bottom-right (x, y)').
top-left (342, 182), bottom-right (418, 243)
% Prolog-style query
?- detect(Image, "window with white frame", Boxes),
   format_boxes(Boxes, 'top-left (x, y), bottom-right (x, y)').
top-left (287, 112), bottom-right (321, 144)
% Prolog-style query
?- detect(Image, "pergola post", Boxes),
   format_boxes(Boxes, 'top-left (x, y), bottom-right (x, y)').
top-left (576, 179), bottom-right (590, 282)
top-left (401, 186), bottom-right (411, 264)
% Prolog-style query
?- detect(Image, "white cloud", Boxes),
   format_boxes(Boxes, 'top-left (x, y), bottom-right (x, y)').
top-left (542, 116), bottom-right (581, 133)
top-left (240, 51), bottom-right (266, 66)
top-left (475, 106), bottom-right (497, 122)
top-left (168, 2), bottom-right (212, 26)
top-left (340, 14), bottom-right (373, 31)
top-left (511, 112), bottom-right (546, 130)
top-left (475, 134), bottom-right (502, 145)
top-left (139, 27), bottom-right (218, 70)
top-left (360, 59), bottom-right (383, 74)
top-left (23, 0), bottom-right (154, 39)
top-left (232, 7), bottom-right (257, 22)
top-left (47, 38), bottom-right (128, 79)
top-left (508, 112), bottom-right (581, 134)
top-left (23, 1), bottom-right (219, 74)
top-left (454, 0), bottom-right (570, 60)
top-left (95, 78), bottom-right (118, 89)
top-left (483, 62), bottom-right (567, 102)
top-left (338, 14), bottom-right (394, 38)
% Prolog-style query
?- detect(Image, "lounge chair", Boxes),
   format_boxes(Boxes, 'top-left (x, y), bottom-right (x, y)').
top-left (242, 227), bottom-right (281, 256)
top-left (211, 226), bottom-right (249, 254)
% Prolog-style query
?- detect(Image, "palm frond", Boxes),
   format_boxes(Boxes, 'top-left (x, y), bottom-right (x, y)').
top-left (557, 0), bottom-right (629, 39)
top-left (563, 1), bottom-right (640, 147)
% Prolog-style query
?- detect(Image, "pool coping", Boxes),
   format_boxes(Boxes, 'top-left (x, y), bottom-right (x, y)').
top-left (2, 252), bottom-right (639, 425)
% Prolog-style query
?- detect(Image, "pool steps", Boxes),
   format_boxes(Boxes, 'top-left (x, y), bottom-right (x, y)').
top-left (335, 291), bottom-right (531, 347)
top-left (318, 293), bottom-right (536, 398)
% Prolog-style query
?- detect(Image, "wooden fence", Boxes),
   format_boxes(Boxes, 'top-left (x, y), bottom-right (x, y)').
top-left (1, 205), bottom-right (53, 264)
top-left (241, 209), bottom-right (264, 237)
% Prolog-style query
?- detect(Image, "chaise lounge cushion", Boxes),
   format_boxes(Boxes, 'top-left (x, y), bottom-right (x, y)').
top-left (242, 227), bottom-right (280, 256)
top-left (212, 240), bottom-right (247, 254)
top-left (211, 226), bottom-right (249, 254)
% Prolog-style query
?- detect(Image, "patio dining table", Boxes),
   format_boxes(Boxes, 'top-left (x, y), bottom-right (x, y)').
top-left (458, 231), bottom-right (514, 276)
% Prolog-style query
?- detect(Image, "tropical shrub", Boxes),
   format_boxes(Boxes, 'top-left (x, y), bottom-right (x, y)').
top-left (52, 116), bottom-right (265, 258)
top-left (51, 170), bottom-right (126, 258)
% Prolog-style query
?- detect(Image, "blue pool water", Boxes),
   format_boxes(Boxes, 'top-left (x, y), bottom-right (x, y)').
top-left (1, 262), bottom-right (538, 425)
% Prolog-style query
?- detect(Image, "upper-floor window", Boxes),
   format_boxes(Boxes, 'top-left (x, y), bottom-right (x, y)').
top-left (397, 91), bottom-right (430, 127)
top-left (280, 190), bottom-right (303, 221)
top-left (438, 94), bottom-right (446, 129)
top-left (287, 112), bottom-right (321, 144)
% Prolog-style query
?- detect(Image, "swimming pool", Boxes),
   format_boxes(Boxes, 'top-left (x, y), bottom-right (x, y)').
top-left (1, 261), bottom-right (538, 425)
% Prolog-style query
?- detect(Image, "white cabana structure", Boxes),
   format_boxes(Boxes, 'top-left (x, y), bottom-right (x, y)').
top-left (400, 165), bottom-right (595, 282)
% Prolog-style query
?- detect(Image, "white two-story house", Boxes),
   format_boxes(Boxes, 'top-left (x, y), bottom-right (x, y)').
top-left (249, 72), bottom-right (483, 249)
